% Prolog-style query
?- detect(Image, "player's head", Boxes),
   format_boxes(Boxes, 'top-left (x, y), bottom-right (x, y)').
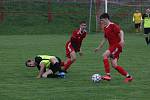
top-left (146, 8), bottom-right (150, 14)
top-left (25, 59), bottom-right (36, 67)
top-left (135, 9), bottom-right (139, 13)
top-left (79, 21), bottom-right (87, 30)
top-left (99, 13), bottom-right (110, 27)
top-left (100, 13), bottom-right (110, 20)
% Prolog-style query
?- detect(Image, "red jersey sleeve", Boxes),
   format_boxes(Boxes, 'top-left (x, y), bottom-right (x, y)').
top-left (113, 24), bottom-right (121, 35)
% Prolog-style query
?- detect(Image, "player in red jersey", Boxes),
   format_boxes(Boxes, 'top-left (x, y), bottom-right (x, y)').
top-left (95, 13), bottom-right (133, 83)
top-left (62, 21), bottom-right (87, 72)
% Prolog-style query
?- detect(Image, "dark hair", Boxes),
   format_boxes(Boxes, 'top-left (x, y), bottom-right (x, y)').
top-left (80, 21), bottom-right (86, 25)
top-left (100, 13), bottom-right (110, 19)
top-left (25, 59), bottom-right (31, 67)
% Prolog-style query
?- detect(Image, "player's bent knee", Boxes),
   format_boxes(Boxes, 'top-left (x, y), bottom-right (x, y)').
top-left (111, 62), bottom-right (117, 68)
top-left (70, 55), bottom-right (76, 62)
top-left (112, 65), bottom-right (116, 68)
top-left (112, 63), bottom-right (118, 68)
top-left (103, 51), bottom-right (110, 58)
top-left (70, 51), bottom-right (76, 61)
top-left (103, 55), bottom-right (108, 59)
top-left (103, 53), bottom-right (108, 59)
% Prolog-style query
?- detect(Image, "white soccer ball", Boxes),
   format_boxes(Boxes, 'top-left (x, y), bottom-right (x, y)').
top-left (91, 74), bottom-right (101, 83)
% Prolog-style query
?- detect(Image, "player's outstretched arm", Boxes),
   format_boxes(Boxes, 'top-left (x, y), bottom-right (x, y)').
top-left (94, 37), bottom-right (106, 52)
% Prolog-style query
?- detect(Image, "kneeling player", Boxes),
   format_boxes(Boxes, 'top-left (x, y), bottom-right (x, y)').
top-left (25, 55), bottom-right (65, 78)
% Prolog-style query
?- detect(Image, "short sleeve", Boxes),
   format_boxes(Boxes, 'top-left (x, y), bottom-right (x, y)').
top-left (113, 24), bottom-right (121, 34)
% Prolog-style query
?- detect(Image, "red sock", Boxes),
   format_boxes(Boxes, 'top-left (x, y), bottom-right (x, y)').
top-left (103, 59), bottom-right (110, 74)
top-left (64, 59), bottom-right (73, 70)
top-left (115, 66), bottom-right (128, 76)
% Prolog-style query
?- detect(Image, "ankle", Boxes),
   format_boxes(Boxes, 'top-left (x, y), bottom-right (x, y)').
top-left (106, 73), bottom-right (111, 76)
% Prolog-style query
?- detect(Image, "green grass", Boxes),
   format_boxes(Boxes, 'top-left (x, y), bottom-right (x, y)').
top-left (0, 34), bottom-right (150, 100)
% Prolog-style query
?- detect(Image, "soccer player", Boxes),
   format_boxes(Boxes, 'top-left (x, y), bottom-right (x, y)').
top-left (142, 8), bottom-right (150, 45)
top-left (25, 55), bottom-right (65, 78)
top-left (95, 13), bottom-right (133, 83)
top-left (133, 9), bottom-right (142, 32)
top-left (62, 21), bottom-right (87, 72)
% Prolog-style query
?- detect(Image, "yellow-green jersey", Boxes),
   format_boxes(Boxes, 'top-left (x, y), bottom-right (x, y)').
top-left (142, 13), bottom-right (150, 28)
top-left (35, 55), bottom-right (57, 70)
top-left (133, 12), bottom-right (142, 24)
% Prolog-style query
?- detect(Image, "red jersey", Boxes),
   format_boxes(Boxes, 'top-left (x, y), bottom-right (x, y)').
top-left (104, 22), bottom-right (121, 47)
top-left (68, 28), bottom-right (87, 52)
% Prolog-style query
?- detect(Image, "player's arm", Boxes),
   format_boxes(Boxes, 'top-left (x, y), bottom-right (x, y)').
top-left (95, 37), bottom-right (106, 52)
top-left (36, 63), bottom-right (45, 78)
top-left (78, 48), bottom-right (83, 56)
top-left (119, 30), bottom-right (125, 47)
top-left (133, 14), bottom-right (135, 22)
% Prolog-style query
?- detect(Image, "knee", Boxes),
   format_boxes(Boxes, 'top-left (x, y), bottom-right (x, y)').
top-left (70, 52), bottom-right (76, 62)
top-left (112, 65), bottom-right (116, 68)
top-left (111, 63), bottom-right (117, 68)
top-left (102, 53), bottom-right (108, 59)
top-left (102, 50), bottom-right (110, 59)
top-left (69, 54), bottom-right (76, 63)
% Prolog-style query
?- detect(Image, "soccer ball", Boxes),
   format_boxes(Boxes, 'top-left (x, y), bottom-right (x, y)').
top-left (91, 74), bottom-right (102, 83)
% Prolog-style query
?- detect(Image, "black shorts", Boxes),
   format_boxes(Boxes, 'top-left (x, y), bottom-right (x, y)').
top-left (49, 57), bottom-right (61, 73)
top-left (135, 23), bottom-right (141, 28)
top-left (144, 28), bottom-right (150, 34)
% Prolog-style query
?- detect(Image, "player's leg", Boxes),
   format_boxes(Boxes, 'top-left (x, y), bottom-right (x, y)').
top-left (63, 51), bottom-right (76, 71)
top-left (135, 24), bottom-right (138, 32)
top-left (102, 50), bottom-right (111, 80)
top-left (144, 34), bottom-right (149, 45)
top-left (63, 42), bottom-right (76, 71)
top-left (137, 23), bottom-right (141, 32)
top-left (110, 45), bottom-right (133, 83)
top-left (42, 57), bottom-right (63, 78)
top-left (144, 28), bottom-right (149, 45)
top-left (102, 45), bottom-right (120, 80)
top-left (111, 58), bottom-right (128, 76)
top-left (50, 62), bottom-right (66, 78)
top-left (149, 34), bottom-right (150, 44)
top-left (148, 29), bottom-right (150, 44)
top-left (111, 58), bottom-right (133, 82)
top-left (110, 46), bottom-right (127, 76)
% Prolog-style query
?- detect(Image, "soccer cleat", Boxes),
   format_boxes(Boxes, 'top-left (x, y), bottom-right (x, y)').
top-left (57, 72), bottom-right (66, 78)
top-left (102, 75), bottom-right (111, 81)
top-left (124, 76), bottom-right (133, 83)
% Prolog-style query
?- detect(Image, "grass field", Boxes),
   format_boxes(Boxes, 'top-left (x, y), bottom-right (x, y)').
top-left (0, 33), bottom-right (150, 100)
